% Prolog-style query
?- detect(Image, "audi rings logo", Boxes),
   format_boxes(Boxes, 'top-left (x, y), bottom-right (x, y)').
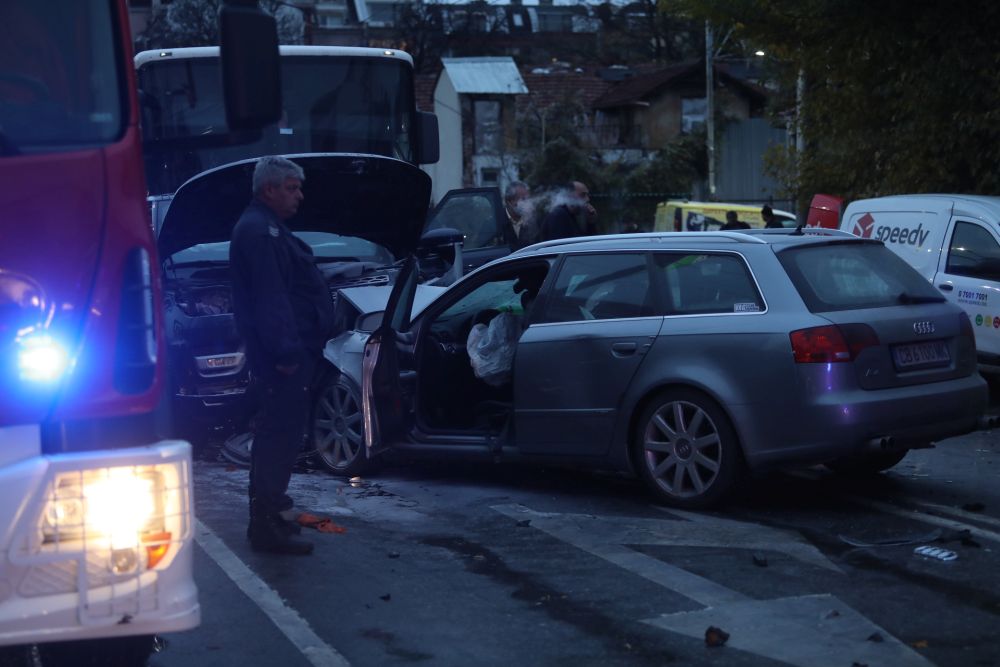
top-left (913, 321), bottom-right (935, 335)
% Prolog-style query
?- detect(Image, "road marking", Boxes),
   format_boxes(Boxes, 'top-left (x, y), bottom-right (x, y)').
top-left (493, 504), bottom-right (932, 667)
top-left (846, 496), bottom-right (1000, 546)
top-left (194, 520), bottom-right (351, 667)
top-left (647, 594), bottom-right (933, 667)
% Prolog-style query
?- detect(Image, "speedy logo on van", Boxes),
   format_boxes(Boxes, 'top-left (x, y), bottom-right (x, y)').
top-left (851, 212), bottom-right (930, 247)
top-left (852, 213), bottom-right (876, 237)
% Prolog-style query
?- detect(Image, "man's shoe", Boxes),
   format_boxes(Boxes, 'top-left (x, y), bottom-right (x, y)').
top-left (248, 515), bottom-right (314, 555)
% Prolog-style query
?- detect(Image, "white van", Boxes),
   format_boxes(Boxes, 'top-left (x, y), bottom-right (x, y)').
top-left (839, 194), bottom-right (1000, 372)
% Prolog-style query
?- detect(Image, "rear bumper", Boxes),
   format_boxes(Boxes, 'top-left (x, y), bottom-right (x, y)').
top-left (0, 436), bottom-right (199, 646)
top-left (736, 373), bottom-right (988, 470)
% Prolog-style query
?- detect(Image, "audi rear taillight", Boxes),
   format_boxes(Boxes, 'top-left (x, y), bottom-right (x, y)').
top-left (790, 324), bottom-right (879, 363)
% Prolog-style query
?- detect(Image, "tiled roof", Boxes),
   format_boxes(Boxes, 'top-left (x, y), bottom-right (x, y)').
top-left (516, 66), bottom-right (612, 113)
top-left (591, 60), bottom-right (768, 110)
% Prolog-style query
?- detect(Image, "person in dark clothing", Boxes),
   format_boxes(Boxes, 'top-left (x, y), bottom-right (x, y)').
top-left (540, 181), bottom-right (596, 242)
top-left (230, 156), bottom-right (335, 556)
top-left (762, 204), bottom-right (781, 228)
top-left (720, 210), bottom-right (750, 230)
top-left (504, 181), bottom-right (540, 250)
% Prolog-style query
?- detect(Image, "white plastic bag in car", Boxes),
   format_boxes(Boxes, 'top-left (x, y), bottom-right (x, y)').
top-left (466, 311), bottom-right (520, 386)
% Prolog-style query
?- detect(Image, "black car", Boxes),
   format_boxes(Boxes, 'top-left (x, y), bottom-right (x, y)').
top-left (154, 154), bottom-right (506, 445)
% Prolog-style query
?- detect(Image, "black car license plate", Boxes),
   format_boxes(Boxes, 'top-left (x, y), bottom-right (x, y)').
top-left (892, 340), bottom-right (950, 369)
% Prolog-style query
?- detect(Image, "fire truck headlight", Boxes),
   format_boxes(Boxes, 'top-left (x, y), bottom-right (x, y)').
top-left (17, 333), bottom-right (69, 382)
top-left (42, 466), bottom-right (177, 573)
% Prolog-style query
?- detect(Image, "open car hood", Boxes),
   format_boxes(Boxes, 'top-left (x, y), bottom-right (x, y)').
top-left (157, 154), bottom-right (432, 260)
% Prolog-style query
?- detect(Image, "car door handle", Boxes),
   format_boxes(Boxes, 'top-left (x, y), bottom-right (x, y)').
top-left (611, 342), bottom-right (637, 357)
top-left (938, 284), bottom-right (954, 291)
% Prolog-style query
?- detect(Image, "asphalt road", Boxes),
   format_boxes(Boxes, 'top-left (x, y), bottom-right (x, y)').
top-left (149, 422), bottom-right (1000, 667)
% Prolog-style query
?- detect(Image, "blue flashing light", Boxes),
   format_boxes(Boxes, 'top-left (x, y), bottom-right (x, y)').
top-left (17, 334), bottom-right (69, 382)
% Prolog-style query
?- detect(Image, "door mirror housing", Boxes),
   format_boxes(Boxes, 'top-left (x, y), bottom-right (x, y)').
top-left (220, 2), bottom-right (281, 131)
top-left (415, 111), bottom-right (439, 165)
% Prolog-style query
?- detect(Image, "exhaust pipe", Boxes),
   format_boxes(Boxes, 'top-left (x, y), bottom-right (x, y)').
top-left (865, 436), bottom-right (895, 451)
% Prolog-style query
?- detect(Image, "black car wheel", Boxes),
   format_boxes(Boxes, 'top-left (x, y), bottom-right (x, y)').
top-left (312, 376), bottom-right (370, 476)
top-left (633, 389), bottom-right (743, 509)
top-left (824, 449), bottom-right (908, 475)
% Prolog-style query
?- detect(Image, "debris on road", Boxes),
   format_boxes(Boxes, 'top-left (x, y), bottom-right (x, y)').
top-left (704, 626), bottom-right (729, 647)
top-left (296, 512), bottom-right (347, 534)
top-left (516, 519), bottom-right (532, 527)
top-left (866, 632), bottom-right (884, 643)
top-left (380, 594), bottom-right (391, 602)
top-left (387, 551), bottom-right (401, 559)
top-left (752, 553), bottom-right (768, 567)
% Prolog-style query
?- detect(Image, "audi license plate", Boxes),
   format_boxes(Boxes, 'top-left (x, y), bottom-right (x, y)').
top-left (892, 340), bottom-right (950, 369)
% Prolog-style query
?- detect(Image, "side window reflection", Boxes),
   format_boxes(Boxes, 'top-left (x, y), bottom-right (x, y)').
top-left (947, 221), bottom-right (1000, 278)
top-left (656, 253), bottom-right (763, 315)
top-left (542, 254), bottom-right (652, 323)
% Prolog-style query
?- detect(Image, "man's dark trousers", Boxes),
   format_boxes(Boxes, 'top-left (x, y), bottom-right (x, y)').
top-left (249, 350), bottom-right (315, 517)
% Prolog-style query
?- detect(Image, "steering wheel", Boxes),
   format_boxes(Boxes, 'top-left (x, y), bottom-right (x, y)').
top-left (0, 72), bottom-right (52, 103)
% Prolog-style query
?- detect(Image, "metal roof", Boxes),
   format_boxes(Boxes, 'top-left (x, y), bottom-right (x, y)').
top-left (440, 57), bottom-right (528, 95)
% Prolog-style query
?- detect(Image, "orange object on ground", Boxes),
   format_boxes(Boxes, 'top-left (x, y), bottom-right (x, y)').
top-left (296, 512), bottom-right (347, 534)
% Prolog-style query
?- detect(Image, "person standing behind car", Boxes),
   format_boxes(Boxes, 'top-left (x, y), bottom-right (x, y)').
top-left (720, 210), bottom-right (750, 230)
top-left (540, 181), bottom-right (597, 241)
top-left (230, 156), bottom-right (334, 556)
top-left (504, 181), bottom-right (540, 249)
top-left (762, 204), bottom-right (782, 228)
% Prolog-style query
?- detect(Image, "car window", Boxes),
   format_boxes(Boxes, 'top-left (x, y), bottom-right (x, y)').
top-left (542, 253), bottom-right (652, 323)
top-left (778, 242), bottom-right (942, 312)
top-left (429, 264), bottom-right (549, 340)
top-left (654, 253), bottom-right (763, 315)
top-left (425, 193), bottom-right (500, 251)
top-left (946, 221), bottom-right (1000, 278)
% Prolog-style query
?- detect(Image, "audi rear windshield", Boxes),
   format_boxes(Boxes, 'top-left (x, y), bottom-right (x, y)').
top-left (778, 242), bottom-right (945, 313)
top-left (0, 0), bottom-right (125, 155)
top-left (138, 55), bottom-right (417, 195)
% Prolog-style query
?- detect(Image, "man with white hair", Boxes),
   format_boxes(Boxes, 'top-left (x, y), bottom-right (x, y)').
top-left (230, 156), bottom-right (334, 555)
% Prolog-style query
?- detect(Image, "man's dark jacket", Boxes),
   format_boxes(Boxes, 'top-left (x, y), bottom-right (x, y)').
top-left (230, 200), bottom-right (335, 370)
top-left (540, 204), bottom-right (582, 242)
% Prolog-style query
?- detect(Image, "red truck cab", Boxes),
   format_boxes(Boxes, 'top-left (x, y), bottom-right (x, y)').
top-left (0, 2), bottom-right (279, 664)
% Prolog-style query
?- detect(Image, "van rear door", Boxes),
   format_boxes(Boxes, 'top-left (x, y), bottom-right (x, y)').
top-left (840, 200), bottom-right (948, 281)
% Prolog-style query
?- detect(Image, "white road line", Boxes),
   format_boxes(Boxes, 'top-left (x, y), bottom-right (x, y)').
top-left (194, 520), bottom-right (351, 667)
top-left (846, 497), bottom-right (1000, 546)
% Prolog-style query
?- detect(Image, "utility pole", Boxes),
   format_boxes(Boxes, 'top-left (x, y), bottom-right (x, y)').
top-left (705, 21), bottom-right (716, 198)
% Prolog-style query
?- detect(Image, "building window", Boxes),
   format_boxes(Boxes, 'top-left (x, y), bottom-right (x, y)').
top-left (681, 97), bottom-right (706, 133)
top-left (474, 100), bottom-right (502, 154)
top-left (479, 168), bottom-right (499, 186)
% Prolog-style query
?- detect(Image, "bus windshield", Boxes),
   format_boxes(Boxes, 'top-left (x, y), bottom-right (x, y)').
top-left (138, 55), bottom-right (417, 195)
top-left (0, 0), bottom-right (124, 156)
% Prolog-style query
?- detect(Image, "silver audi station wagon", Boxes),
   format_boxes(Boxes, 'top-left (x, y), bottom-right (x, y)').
top-left (317, 231), bottom-right (987, 508)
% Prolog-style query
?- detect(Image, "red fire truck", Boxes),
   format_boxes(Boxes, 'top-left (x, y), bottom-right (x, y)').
top-left (0, 1), bottom-right (278, 665)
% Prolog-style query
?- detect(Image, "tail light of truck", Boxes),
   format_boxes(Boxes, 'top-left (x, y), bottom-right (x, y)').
top-left (789, 324), bottom-right (879, 363)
